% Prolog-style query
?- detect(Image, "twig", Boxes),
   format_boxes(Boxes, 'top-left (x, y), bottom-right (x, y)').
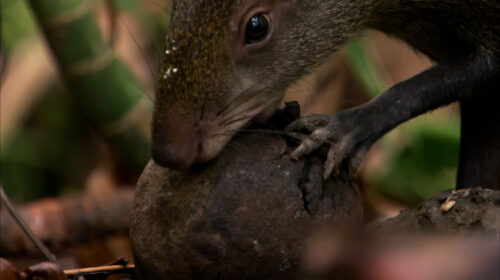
top-left (0, 184), bottom-right (57, 262)
top-left (64, 264), bottom-right (135, 276)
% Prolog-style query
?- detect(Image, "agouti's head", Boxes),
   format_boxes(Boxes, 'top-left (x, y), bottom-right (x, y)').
top-left (151, 0), bottom-right (367, 169)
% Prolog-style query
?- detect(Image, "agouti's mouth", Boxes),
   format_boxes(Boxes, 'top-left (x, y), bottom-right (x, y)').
top-left (152, 101), bottom-right (279, 170)
top-left (193, 102), bottom-right (273, 165)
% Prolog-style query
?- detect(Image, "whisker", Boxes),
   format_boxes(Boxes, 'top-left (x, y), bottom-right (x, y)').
top-left (216, 92), bottom-right (253, 118)
top-left (227, 140), bottom-right (248, 152)
top-left (147, 0), bottom-right (173, 60)
top-left (217, 103), bottom-right (250, 125)
top-left (221, 115), bottom-right (250, 126)
top-left (237, 129), bottom-right (286, 135)
top-left (216, 96), bottom-right (236, 117)
top-left (124, 22), bottom-right (157, 82)
top-left (128, 77), bottom-right (155, 103)
top-left (220, 92), bottom-right (261, 118)
top-left (217, 91), bottom-right (270, 126)
top-left (216, 87), bottom-right (253, 117)
top-left (225, 141), bottom-right (244, 153)
top-left (216, 80), bottom-right (267, 117)
top-left (218, 111), bottom-right (242, 126)
top-left (211, 132), bottom-right (236, 137)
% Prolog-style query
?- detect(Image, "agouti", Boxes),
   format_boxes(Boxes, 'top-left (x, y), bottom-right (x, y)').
top-left (151, 0), bottom-right (500, 188)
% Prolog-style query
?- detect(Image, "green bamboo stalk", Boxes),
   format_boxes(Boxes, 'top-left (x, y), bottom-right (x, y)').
top-left (26, 0), bottom-right (151, 169)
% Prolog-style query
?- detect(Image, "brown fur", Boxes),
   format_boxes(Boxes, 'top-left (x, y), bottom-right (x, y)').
top-left (151, 0), bottom-right (499, 187)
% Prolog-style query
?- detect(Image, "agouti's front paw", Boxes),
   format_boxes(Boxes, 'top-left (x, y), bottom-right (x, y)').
top-left (285, 112), bottom-right (375, 179)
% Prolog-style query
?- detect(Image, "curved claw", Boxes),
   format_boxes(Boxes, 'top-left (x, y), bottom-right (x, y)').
top-left (290, 129), bottom-right (330, 160)
top-left (323, 140), bottom-right (351, 179)
top-left (323, 147), bottom-right (336, 179)
top-left (291, 138), bottom-right (322, 160)
top-left (286, 131), bottom-right (308, 142)
top-left (286, 113), bottom-right (374, 180)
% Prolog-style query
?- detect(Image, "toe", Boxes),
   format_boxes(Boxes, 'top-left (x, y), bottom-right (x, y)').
top-left (286, 131), bottom-right (308, 142)
top-left (285, 118), bottom-right (306, 132)
top-left (323, 147), bottom-right (336, 179)
top-left (291, 137), bottom-right (321, 160)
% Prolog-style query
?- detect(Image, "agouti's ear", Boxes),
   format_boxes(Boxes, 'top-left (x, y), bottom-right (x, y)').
top-left (229, 1), bottom-right (296, 62)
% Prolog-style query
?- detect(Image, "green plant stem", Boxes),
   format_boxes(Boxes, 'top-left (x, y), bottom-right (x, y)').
top-left (26, 0), bottom-right (151, 169)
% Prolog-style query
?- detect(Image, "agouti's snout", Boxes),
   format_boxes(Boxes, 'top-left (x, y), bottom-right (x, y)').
top-left (150, 121), bottom-right (200, 170)
top-left (150, 108), bottom-right (246, 170)
top-left (150, 139), bottom-right (199, 170)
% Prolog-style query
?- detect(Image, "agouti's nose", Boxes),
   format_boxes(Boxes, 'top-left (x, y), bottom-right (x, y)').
top-left (150, 140), bottom-right (198, 170)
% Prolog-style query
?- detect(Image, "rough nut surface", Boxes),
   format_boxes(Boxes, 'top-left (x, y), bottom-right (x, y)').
top-left (130, 133), bottom-right (363, 280)
top-left (372, 188), bottom-right (500, 234)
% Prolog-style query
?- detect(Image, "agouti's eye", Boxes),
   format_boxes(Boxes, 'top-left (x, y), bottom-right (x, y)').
top-left (245, 14), bottom-right (270, 44)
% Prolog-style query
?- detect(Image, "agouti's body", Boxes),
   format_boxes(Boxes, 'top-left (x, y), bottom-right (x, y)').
top-left (151, 0), bottom-right (500, 188)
